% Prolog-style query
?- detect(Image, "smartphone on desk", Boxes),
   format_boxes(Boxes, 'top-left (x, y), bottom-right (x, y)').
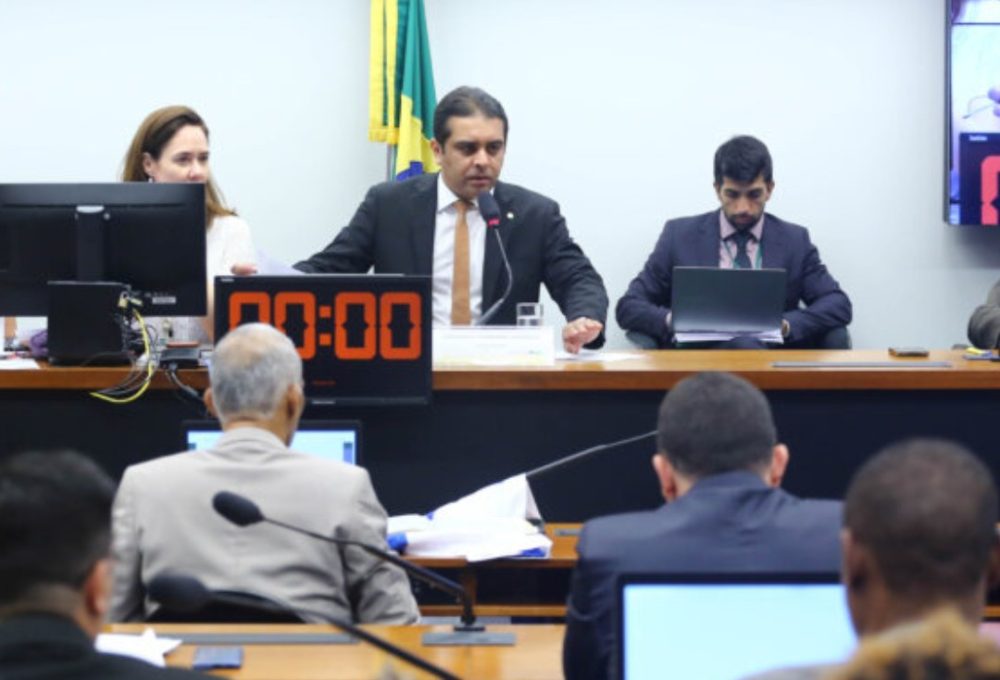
top-left (888, 346), bottom-right (930, 357)
top-left (192, 646), bottom-right (244, 670)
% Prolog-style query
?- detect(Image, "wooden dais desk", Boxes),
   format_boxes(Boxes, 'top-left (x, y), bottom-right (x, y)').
top-left (4, 349), bottom-right (1000, 520)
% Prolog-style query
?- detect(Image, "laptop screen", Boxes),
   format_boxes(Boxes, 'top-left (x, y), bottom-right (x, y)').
top-left (182, 420), bottom-right (361, 465)
top-left (671, 266), bottom-right (787, 334)
top-left (618, 574), bottom-right (855, 680)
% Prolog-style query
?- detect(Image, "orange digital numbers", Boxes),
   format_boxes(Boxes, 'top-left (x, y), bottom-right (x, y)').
top-left (227, 290), bottom-right (421, 361)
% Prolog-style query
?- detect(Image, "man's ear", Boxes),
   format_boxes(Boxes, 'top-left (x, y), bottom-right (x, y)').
top-left (842, 529), bottom-right (870, 592)
top-left (652, 453), bottom-right (679, 502)
top-left (203, 387), bottom-right (217, 417)
top-left (430, 139), bottom-right (444, 164)
top-left (286, 383), bottom-right (305, 421)
top-left (766, 443), bottom-right (790, 488)
top-left (81, 557), bottom-right (113, 634)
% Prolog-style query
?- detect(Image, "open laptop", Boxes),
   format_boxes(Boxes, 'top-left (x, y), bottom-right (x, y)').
top-left (671, 267), bottom-right (786, 334)
top-left (181, 419), bottom-right (362, 466)
top-left (617, 573), bottom-right (855, 680)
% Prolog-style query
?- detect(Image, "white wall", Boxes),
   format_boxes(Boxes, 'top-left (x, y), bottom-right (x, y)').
top-left (1, 0), bottom-right (995, 348)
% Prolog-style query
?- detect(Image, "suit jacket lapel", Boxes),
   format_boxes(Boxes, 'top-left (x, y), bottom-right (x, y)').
top-left (760, 214), bottom-right (785, 270)
top-left (696, 211), bottom-right (721, 266)
top-left (482, 182), bottom-right (514, 306)
top-left (410, 173), bottom-right (438, 275)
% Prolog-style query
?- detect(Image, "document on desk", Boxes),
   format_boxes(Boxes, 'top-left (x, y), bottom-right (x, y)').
top-left (0, 356), bottom-right (39, 369)
top-left (674, 329), bottom-right (783, 344)
top-left (556, 349), bottom-right (637, 362)
top-left (388, 473), bottom-right (552, 560)
top-left (96, 629), bottom-right (181, 666)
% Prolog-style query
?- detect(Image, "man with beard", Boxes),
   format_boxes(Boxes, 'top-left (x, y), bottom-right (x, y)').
top-left (293, 86), bottom-right (608, 353)
top-left (616, 135), bottom-right (851, 348)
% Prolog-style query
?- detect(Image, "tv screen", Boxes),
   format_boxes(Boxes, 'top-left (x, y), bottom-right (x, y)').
top-left (947, 0), bottom-right (1000, 224)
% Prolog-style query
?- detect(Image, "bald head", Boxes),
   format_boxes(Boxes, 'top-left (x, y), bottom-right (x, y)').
top-left (208, 323), bottom-right (303, 424)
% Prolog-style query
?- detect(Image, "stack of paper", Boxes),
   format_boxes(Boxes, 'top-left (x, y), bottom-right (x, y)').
top-left (388, 474), bottom-right (551, 562)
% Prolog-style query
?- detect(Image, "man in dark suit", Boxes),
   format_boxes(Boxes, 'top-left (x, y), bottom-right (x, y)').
top-left (0, 450), bottom-right (206, 679)
top-left (562, 372), bottom-right (843, 680)
top-left (295, 86), bottom-right (608, 353)
top-left (616, 135), bottom-right (851, 348)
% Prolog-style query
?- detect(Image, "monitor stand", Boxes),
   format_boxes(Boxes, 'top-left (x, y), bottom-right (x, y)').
top-left (47, 281), bottom-right (132, 365)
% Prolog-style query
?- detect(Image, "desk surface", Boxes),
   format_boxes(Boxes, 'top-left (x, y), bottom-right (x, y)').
top-left (3, 349), bottom-right (999, 391)
top-left (107, 623), bottom-right (564, 680)
top-left (409, 523), bottom-right (579, 570)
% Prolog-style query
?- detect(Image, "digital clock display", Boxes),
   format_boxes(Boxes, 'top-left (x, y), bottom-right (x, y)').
top-left (214, 275), bottom-right (432, 405)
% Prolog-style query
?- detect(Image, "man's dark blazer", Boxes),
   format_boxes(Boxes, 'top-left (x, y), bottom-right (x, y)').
top-left (0, 613), bottom-right (207, 679)
top-left (615, 210), bottom-right (851, 347)
top-left (562, 471), bottom-right (843, 680)
top-left (295, 172), bottom-right (608, 343)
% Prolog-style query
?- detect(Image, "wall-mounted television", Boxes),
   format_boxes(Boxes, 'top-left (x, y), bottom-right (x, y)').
top-left (947, 0), bottom-right (1000, 225)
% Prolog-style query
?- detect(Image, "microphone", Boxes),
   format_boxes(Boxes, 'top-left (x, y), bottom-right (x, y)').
top-left (476, 190), bottom-right (514, 326)
top-left (148, 573), bottom-right (460, 680)
top-left (212, 491), bottom-right (515, 646)
top-left (524, 430), bottom-right (658, 480)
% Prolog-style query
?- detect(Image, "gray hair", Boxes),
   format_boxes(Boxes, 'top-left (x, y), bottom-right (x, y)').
top-left (208, 323), bottom-right (303, 424)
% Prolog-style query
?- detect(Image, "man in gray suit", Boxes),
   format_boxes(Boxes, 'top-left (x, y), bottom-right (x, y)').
top-left (562, 372), bottom-right (843, 680)
top-left (110, 323), bottom-right (418, 624)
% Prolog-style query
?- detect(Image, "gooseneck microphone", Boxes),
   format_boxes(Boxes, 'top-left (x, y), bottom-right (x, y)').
top-left (524, 430), bottom-right (659, 480)
top-left (211, 491), bottom-right (515, 646)
top-left (148, 573), bottom-right (460, 680)
top-left (475, 190), bottom-right (514, 326)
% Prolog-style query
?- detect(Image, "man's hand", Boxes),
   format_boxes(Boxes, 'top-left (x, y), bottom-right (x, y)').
top-left (562, 317), bottom-right (603, 354)
top-left (230, 262), bottom-right (258, 276)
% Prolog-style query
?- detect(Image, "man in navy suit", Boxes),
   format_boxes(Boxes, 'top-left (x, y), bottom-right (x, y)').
top-left (0, 451), bottom-right (207, 679)
top-left (616, 135), bottom-right (851, 348)
top-left (562, 372), bottom-right (843, 680)
top-left (295, 86), bottom-right (608, 353)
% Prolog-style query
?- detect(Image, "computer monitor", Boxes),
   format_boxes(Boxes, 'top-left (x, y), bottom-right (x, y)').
top-left (182, 419), bottom-right (362, 466)
top-left (0, 182), bottom-right (206, 316)
top-left (618, 573), bottom-right (855, 680)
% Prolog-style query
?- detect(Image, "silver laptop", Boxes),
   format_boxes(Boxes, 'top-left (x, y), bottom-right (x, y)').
top-left (617, 573), bottom-right (855, 680)
top-left (182, 419), bottom-right (361, 466)
top-left (671, 267), bottom-right (786, 334)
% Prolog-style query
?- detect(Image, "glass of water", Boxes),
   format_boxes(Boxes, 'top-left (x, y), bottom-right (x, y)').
top-left (516, 302), bottom-right (543, 327)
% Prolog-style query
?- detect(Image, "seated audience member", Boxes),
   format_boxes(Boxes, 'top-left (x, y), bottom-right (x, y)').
top-left (110, 323), bottom-right (418, 624)
top-left (291, 85), bottom-right (608, 353)
top-left (0, 450), bottom-right (206, 678)
top-left (562, 371), bottom-right (843, 680)
top-left (748, 438), bottom-right (1000, 680)
top-left (968, 279), bottom-right (1000, 348)
top-left (122, 105), bottom-right (256, 344)
top-left (827, 609), bottom-right (1000, 680)
top-left (615, 135), bottom-right (851, 349)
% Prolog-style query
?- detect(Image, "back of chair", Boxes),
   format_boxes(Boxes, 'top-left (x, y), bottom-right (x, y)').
top-left (147, 590), bottom-right (306, 624)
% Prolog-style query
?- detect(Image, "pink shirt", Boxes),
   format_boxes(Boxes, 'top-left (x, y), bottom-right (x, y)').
top-left (719, 212), bottom-right (763, 269)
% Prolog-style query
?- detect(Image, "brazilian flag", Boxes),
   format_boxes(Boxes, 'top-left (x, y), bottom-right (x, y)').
top-left (369, 0), bottom-right (438, 180)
